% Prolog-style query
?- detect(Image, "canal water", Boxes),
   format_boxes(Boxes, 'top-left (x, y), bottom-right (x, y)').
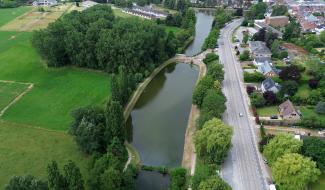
top-left (128, 9), bottom-right (214, 190)
top-left (185, 9), bottom-right (215, 56)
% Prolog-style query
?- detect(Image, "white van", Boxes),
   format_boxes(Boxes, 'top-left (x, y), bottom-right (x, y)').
top-left (269, 184), bottom-right (276, 190)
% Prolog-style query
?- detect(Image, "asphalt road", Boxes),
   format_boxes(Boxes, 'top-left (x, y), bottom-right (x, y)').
top-left (219, 19), bottom-right (269, 190)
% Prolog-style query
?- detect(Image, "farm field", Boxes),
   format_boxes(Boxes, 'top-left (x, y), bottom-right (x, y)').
top-left (0, 81), bottom-right (30, 114)
top-left (0, 120), bottom-right (88, 189)
top-left (0, 6), bottom-right (32, 27)
top-left (0, 4), bottom-right (72, 31)
top-left (0, 31), bottom-right (110, 130)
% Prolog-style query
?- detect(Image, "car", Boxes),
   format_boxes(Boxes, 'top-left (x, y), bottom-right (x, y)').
top-left (269, 184), bottom-right (276, 190)
top-left (239, 113), bottom-right (243, 117)
top-left (318, 129), bottom-right (325, 136)
top-left (270, 115), bottom-right (278, 119)
top-left (220, 42), bottom-right (224, 45)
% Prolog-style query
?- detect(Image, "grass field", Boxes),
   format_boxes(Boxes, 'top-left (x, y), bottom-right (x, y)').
top-left (310, 173), bottom-right (325, 190)
top-left (296, 83), bottom-right (311, 99)
top-left (0, 81), bottom-right (30, 113)
top-left (257, 106), bottom-right (278, 117)
top-left (0, 120), bottom-right (88, 188)
top-left (0, 4), bottom-right (71, 31)
top-left (300, 106), bottom-right (325, 122)
top-left (112, 7), bottom-right (133, 18)
top-left (0, 31), bottom-right (110, 130)
top-left (0, 6), bottom-right (32, 27)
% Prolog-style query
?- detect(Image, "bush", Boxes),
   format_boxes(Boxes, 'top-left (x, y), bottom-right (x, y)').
top-left (170, 168), bottom-right (187, 190)
top-left (250, 92), bottom-right (266, 108)
top-left (207, 63), bottom-right (224, 81)
top-left (203, 53), bottom-right (219, 64)
top-left (263, 91), bottom-right (277, 105)
top-left (239, 50), bottom-right (251, 61)
top-left (315, 101), bottom-right (325, 114)
top-left (244, 72), bottom-right (265, 83)
top-left (246, 86), bottom-right (256, 95)
top-left (299, 116), bottom-right (325, 129)
top-left (309, 78), bottom-right (319, 89)
top-left (279, 65), bottom-right (301, 82)
top-left (279, 80), bottom-right (299, 96)
top-left (192, 76), bottom-right (214, 107)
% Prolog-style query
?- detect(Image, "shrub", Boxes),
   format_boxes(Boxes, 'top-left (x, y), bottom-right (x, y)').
top-left (244, 72), bottom-right (265, 83)
top-left (279, 65), bottom-right (301, 82)
top-left (239, 50), bottom-right (251, 61)
top-left (315, 101), bottom-right (325, 114)
top-left (308, 78), bottom-right (319, 89)
top-left (203, 53), bottom-right (219, 64)
top-left (246, 86), bottom-right (256, 95)
top-left (250, 92), bottom-right (266, 108)
top-left (170, 168), bottom-right (187, 190)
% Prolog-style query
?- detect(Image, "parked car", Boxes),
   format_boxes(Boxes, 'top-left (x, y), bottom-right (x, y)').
top-left (318, 129), bottom-right (325, 136)
top-left (239, 113), bottom-right (243, 117)
top-left (270, 115), bottom-right (278, 119)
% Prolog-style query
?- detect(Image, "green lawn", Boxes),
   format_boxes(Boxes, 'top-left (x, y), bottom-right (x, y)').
top-left (296, 83), bottom-right (311, 99)
top-left (112, 8), bottom-right (133, 18)
top-left (300, 106), bottom-right (325, 122)
top-left (0, 120), bottom-right (88, 189)
top-left (0, 31), bottom-right (110, 130)
top-left (257, 106), bottom-right (278, 117)
top-left (0, 81), bottom-right (29, 111)
top-left (310, 173), bottom-right (325, 190)
top-left (0, 6), bottom-right (32, 27)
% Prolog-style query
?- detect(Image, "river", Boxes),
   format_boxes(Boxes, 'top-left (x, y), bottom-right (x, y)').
top-left (128, 9), bottom-right (214, 190)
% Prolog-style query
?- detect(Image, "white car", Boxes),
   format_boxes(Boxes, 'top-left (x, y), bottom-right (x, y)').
top-left (239, 113), bottom-right (243, 117)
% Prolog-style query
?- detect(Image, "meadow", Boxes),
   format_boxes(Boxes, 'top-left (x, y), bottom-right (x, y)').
top-left (0, 120), bottom-right (88, 188)
top-left (0, 31), bottom-right (110, 130)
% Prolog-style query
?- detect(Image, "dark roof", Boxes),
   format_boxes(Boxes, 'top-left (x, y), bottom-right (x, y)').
top-left (255, 57), bottom-right (272, 63)
top-left (262, 78), bottom-right (279, 91)
top-left (249, 41), bottom-right (272, 55)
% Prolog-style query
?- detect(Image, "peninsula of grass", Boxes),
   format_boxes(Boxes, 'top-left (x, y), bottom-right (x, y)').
top-left (0, 120), bottom-right (88, 189)
top-left (0, 31), bottom-right (110, 130)
top-left (0, 6), bottom-right (32, 27)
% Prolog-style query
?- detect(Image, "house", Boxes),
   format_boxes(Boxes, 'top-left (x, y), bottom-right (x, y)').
top-left (261, 78), bottom-right (281, 93)
top-left (254, 20), bottom-right (283, 38)
top-left (249, 41), bottom-right (272, 58)
top-left (258, 62), bottom-right (279, 77)
top-left (133, 6), bottom-right (168, 18)
top-left (82, 0), bottom-right (98, 9)
top-left (253, 56), bottom-right (272, 66)
top-left (122, 8), bottom-right (156, 20)
top-left (279, 100), bottom-right (301, 120)
top-left (32, 0), bottom-right (57, 6)
top-left (265, 15), bottom-right (289, 27)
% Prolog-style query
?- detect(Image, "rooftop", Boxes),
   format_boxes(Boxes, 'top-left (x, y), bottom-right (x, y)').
top-left (249, 41), bottom-right (272, 55)
top-left (279, 100), bottom-right (298, 117)
top-left (262, 78), bottom-right (281, 91)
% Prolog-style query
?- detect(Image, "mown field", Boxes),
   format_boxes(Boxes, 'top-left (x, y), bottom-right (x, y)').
top-left (0, 81), bottom-right (29, 112)
top-left (0, 6), bottom-right (32, 27)
top-left (0, 120), bottom-right (89, 189)
top-left (0, 31), bottom-right (110, 130)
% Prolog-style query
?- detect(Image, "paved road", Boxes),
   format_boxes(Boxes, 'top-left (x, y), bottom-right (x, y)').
top-left (219, 19), bottom-right (270, 190)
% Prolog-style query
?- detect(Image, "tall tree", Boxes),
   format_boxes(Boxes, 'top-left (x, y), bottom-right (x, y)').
top-left (195, 118), bottom-right (233, 164)
top-left (63, 161), bottom-right (85, 190)
top-left (302, 137), bottom-right (325, 171)
top-left (47, 161), bottom-right (68, 190)
top-left (272, 153), bottom-right (320, 190)
top-left (263, 133), bottom-right (302, 165)
top-left (105, 101), bottom-right (125, 144)
top-left (5, 175), bottom-right (48, 190)
top-left (198, 175), bottom-right (231, 190)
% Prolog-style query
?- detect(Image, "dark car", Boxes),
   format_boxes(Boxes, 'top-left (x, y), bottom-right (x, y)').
top-left (270, 115), bottom-right (278, 119)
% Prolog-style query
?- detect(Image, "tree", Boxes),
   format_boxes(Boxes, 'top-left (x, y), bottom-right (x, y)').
top-left (263, 91), bottom-right (277, 105)
top-left (201, 89), bottom-right (226, 119)
top-left (242, 32), bottom-right (249, 44)
top-left (246, 86), bottom-right (255, 95)
top-left (239, 50), bottom-right (251, 61)
top-left (170, 168), bottom-right (187, 190)
top-left (272, 153), bottom-right (320, 190)
top-left (246, 2), bottom-right (267, 20)
top-left (263, 133), bottom-right (303, 165)
top-left (63, 161), bottom-right (85, 190)
top-left (300, 116), bottom-right (324, 129)
top-left (203, 53), bottom-right (219, 64)
top-left (308, 78), bottom-right (319, 89)
top-left (315, 101), bottom-right (325, 114)
top-left (279, 65), bottom-right (301, 82)
top-left (195, 118), bottom-right (233, 164)
top-left (198, 175), bottom-right (231, 190)
top-left (207, 63), bottom-right (224, 81)
top-left (47, 161), bottom-right (68, 190)
top-left (302, 137), bottom-right (325, 171)
top-left (105, 100), bottom-right (125, 144)
top-left (110, 74), bottom-right (121, 103)
top-left (279, 80), bottom-right (299, 96)
top-left (5, 175), bottom-right (48, 190)
top-left (252, 28), bottom-right (266, 41)
top-left (320, 30), bottom-right (325, 44)
top-left (250, 92), bottom-right (266, 108)
top-left (192, 76), bottom-right (214, 107)
top-left (283, 19), bottom-right (301, 40)
top-left (271, 5), bottom-right (288, 16)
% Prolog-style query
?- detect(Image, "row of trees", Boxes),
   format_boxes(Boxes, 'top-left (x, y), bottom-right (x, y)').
top-left (202, 8), bottom-right (233, 50)
top-left (32, 5), bottom-right (178, 74)
top-left (192, 53), bottom-right (232, 189)
top-left (262, 133), bottom-right (322, 190)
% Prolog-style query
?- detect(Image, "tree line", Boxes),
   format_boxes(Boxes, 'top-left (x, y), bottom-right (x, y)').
top-left (202, 8), bottom-right (233, 50)
top-left (191, 53), bottom-right (233, 189)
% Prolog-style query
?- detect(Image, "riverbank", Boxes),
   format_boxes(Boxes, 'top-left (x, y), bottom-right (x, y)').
top-left (181, 50), bottom-right (209, 175)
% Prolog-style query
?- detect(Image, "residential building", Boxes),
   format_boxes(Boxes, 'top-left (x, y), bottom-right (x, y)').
top-left (265, 15), bottom-right (289, 27)
top-left (279, 100), bottom-right (301, 120)
top-left (32, 0), bottom-right (57, 6)
top-left (253, 56), bottom-right (272, 66)
top-left (249, 41), bottom-right (272, 58)
top-left (133, 5), bottom-right (168, 18)
top-left (82, 0), bottom-right (98, 9)
top-left (254, 20), bottom-right (283, 38)
top-left (122, 8), bottom-right (156, 20)
top-left (261, 78), bottom-right (281, 93)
